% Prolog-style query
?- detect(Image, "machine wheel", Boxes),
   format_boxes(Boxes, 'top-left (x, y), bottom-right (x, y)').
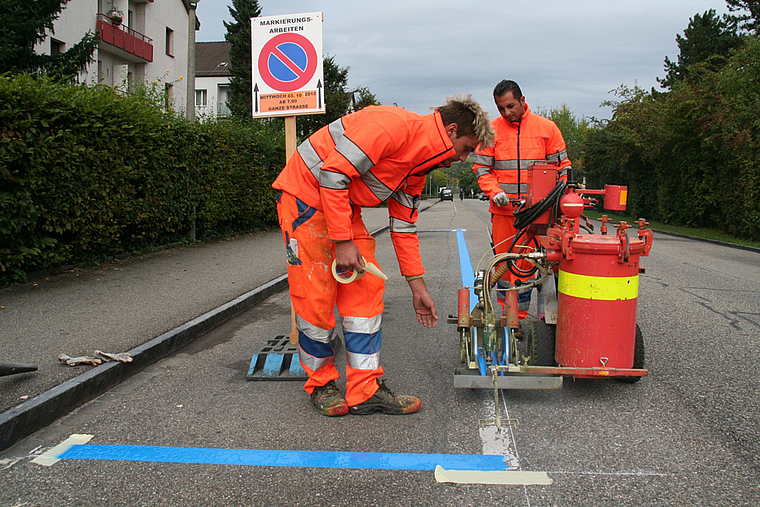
top-left (525, 319), bottom-right (556, 366)
top-left (617, 324), bottom-right (645, 383)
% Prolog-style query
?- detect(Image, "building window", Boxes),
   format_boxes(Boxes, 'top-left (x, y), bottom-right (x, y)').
top-left (195, 89), bottom-right (207, 107)
top-left (51, 39), bottom-right (65, 55)
top-left (165, 27), bottom-right (174, 56)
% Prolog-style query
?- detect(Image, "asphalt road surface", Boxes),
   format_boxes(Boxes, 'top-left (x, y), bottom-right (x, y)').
top-left (1, 199), bottom-right (758, 506)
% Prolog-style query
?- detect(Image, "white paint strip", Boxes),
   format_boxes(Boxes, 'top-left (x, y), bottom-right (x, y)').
top-left (435, 465), bottom-right (553, 485)
top-left (479, 396), bottom-right (519, 468)
top-left (31, 434), bottom-right (94, 467)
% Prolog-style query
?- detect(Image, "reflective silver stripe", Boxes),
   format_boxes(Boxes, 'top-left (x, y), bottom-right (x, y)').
top-left (557, 149), bottom-right (568, 161)
top-left (346, 350), bottom-right (381, 370)
top-left (361, 170), bottom-right (393, 201)
top-left (296, 315), bottom-right (336, 343)
top-left (390, 189), bottom-right (416, 209)
top-left (473, 154), bottom-right (494, 166)
top-left (328, 118), bottom-right (344, 144)
top-left (390, 217), bottom-right (416, 234)
top-left (499, 183), bottom-right (529, 194)
top-left (299, 349), bottom-right (335, 372)
top-left (494, 159), bottom-right (551, 170)
top-left (335, 136), bottom-right (374, 175)
top-left (341, 315), bottom-right (382, 334)
top-left (558, 167), bottom-right (570, 177)
top-left (297, 139), bottom-right (323, 181)
top-left (320, 170), bottom-right (351, 190)
top-left (474, 166), bottom-right (492, 179)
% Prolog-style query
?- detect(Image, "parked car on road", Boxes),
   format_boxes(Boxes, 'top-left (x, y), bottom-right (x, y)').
top-left (440, 188), bottom-right (454, 201)
top-left (477, 192), bottom-right (489, 201)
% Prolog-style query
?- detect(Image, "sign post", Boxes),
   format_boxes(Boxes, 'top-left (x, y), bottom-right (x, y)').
top-left (252, 13), bottom-right (324, 343)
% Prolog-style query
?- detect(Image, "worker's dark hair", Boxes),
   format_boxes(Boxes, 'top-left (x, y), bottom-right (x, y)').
top-left (493, 80), bottom-right (522, 99)
top-left (435, 95), bottom-right (494, 148)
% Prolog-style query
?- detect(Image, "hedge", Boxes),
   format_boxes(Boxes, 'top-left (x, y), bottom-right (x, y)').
top-left (0, 74), bottom-right (284, 285)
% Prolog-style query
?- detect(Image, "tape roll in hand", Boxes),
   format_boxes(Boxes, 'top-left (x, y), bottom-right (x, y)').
top-left (331, 257), bottom-right (388, 284)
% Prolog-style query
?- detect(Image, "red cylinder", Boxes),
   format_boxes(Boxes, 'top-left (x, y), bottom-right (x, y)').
top-left (603, 185), bottom-right (628, 211)
top-left (457, 288), bottom-right (470, 329)
top-left (555, 233), bottom-right (646, 373)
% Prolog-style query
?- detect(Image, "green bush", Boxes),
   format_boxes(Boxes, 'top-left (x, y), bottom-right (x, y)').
top-left (0, 75), bottom-right (284, 285)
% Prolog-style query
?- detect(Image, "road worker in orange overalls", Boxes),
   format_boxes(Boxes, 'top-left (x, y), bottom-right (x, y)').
top-left (273, 96), bottom-right (494, 416)
top-left (473, 80), bottom-right (572, 312)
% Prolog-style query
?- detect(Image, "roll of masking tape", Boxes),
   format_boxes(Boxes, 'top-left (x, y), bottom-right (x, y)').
top-left (331, 259), bottom-right (365, 284)
top-left (331, 257), bottom-right (388, 284)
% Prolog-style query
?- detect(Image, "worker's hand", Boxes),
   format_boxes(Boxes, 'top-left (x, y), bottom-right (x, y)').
top-left (408, 277), bottom-right (438, 327)
top-left (334, 240), bottom-right (365, 273)
top-left (492, 192), bottom-right (509, 207)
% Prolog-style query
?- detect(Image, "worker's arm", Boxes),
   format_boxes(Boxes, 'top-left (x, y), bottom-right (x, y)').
top-left (472, 143), bottom-right (504, 200)
top-left (407, 276), bottom-right (438, 328)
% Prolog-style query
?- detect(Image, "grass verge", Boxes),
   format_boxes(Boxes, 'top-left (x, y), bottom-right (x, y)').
top-left (583, 210), bottom-right (760, 250)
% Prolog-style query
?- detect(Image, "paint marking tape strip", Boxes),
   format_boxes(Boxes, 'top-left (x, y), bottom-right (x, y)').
top-left (434, 465), bottom-right (553, 485)
top-left (31, 434), bottom-right (94, 466)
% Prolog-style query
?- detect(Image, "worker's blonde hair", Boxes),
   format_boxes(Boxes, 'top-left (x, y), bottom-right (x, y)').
top-left (435, 94), bottom-right (494, 149)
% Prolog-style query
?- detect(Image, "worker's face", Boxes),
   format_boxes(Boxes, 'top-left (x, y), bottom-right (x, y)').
top-left (437, 126), bottom-right (478, 167)
top-left (495, 91), bottom-right (526, 123)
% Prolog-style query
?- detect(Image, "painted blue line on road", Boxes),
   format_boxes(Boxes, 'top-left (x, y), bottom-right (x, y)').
top-left (456, 229), bottom-right (477, 309)
top-left (57, 444), bottom-right (508, 471)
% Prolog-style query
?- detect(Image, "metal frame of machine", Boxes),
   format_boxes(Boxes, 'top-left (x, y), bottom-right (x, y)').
top-left (450, 164), bottom-right (653, 426)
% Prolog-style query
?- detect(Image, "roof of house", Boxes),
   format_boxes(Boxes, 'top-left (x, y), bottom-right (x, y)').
top-left (196, 41), bottom-right (232, 77)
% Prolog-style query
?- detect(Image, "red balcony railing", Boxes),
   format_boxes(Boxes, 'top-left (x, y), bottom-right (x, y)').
top-left (96, 14), bottom-right (153, 62)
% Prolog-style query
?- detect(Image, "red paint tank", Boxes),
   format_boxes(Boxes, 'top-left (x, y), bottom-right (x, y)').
top-left (555, 225), bottom-right (650, 374)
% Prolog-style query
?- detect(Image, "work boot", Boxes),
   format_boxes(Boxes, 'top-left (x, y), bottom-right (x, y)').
top-left (310, 380), bottom-right (349, 417)
top-left (348, 379), bottom-right (421, 415)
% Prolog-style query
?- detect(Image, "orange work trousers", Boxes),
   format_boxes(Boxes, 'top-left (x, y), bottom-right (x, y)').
top-left (277, 192), bottom-right (385, 406)
top-left (491, 212), bottom-right (535, 309)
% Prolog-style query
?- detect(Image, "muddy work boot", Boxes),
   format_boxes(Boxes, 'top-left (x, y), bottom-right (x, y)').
top-left (310, 380), bottom-right (349, 417)
top-left (348, 379), bottom-right (421, 415)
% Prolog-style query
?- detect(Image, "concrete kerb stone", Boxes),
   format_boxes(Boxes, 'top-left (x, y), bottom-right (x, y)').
top-left (0, 225), bottom-right (391, 452)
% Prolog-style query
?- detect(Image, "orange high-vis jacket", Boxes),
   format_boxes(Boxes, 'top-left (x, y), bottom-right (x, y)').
top-left (272, 105), bottom-right (457, 276)
top-left (473, 103), bottom-right (572, 216)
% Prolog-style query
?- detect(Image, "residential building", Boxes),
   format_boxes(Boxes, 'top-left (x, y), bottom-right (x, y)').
top-left (195, 41), bottom-right (233, 120)
top-left (35, 0), bottom-right (200, 116)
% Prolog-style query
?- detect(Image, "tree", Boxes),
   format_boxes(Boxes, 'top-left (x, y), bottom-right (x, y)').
top-left (658, 9), bottom-right (740, 89)
top-left (725, 0), bottom-right (760, 34)
top-left (224, 0), bottom-right (262, 118)
top-left (545, 103), bottom-right (589, 174)
top-left (0, 0), bottom-right (97, 80)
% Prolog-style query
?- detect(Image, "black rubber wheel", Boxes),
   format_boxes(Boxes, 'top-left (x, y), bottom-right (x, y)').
top-left (525, 319), bottom-right (556, 366)
top-left (617, 324), bottom-right (645, 383)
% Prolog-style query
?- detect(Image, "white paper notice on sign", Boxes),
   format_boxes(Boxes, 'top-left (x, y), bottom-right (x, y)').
top-left (251, 12), bottom-right (325, 118)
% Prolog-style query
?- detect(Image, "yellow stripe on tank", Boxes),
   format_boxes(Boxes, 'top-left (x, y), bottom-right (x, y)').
top-left (558, 271), bottom-right (639, 300)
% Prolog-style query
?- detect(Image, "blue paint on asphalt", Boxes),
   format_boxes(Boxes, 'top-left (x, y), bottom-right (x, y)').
top-left (456, 229), bottom-right (477, 309)
top-left (58, 444), bottom-right (509, 471)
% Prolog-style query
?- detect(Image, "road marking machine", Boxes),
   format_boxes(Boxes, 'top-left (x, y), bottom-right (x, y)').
top-left (450, 165), bottom-right (653, 427)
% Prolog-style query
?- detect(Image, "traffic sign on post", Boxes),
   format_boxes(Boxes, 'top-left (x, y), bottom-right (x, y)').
top-left (251, 12), bottom-right (325, 118)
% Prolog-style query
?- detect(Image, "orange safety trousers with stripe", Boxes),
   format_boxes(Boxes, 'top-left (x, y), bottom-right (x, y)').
top-left (277, 192), bottom-right (385, 407)
top-left (492, 212), bottom-right (536, 311)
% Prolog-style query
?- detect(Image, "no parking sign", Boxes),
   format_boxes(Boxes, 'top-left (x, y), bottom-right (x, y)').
top-left (251, 12), bottom-right (325, 117)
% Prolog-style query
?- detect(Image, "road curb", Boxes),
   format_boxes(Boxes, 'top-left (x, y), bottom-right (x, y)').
top-left (0, 225), bottom-right (391, 452)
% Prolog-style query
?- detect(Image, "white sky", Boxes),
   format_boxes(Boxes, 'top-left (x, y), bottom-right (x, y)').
top-left (195, 0), bottom-right (731, 122)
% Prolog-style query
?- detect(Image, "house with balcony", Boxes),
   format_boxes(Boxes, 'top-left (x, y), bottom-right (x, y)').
top-left (195, 41), bottom-right (233, 120)
top-left (35, 0), bottom-right (200, 116)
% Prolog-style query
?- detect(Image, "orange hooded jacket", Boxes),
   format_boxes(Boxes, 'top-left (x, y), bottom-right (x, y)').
top-left (272, 105), bottom-right (457, 276)
top-left (472, 104), bottom-right (571, 216)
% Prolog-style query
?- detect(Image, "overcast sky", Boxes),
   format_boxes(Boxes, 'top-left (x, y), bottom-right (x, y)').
top-left (195, 0), bottom-right (731, 122)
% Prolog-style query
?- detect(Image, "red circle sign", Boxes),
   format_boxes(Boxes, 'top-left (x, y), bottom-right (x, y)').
top-left (258, 33), bottom-right (318, 92)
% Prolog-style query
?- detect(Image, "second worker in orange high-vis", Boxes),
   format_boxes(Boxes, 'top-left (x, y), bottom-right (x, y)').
top-left (473, 80), bottom-right (572, 311)
top-left (273, 96), bottom-right (494, 417)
